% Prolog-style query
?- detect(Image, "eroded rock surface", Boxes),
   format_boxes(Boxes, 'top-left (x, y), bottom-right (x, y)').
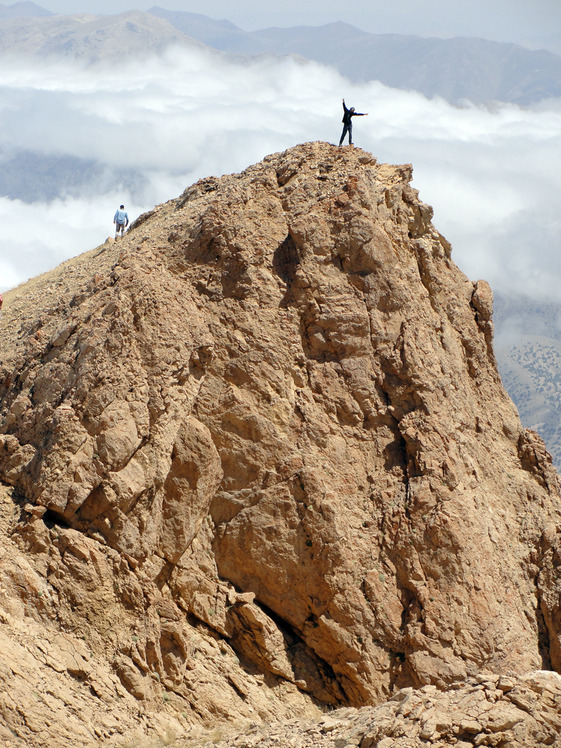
top-left (196, 671), bottom-right (561, 748)
top-left (0, 141), bottom-right (560, 746)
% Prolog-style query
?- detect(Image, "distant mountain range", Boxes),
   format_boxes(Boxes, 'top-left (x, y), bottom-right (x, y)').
top-left (0, 151), bottom-right (148, 203)
top-left (149, 7), bottom-right (561, 105)
top-left (494, 294), bottom-right (561, 471)
top-left (0, 3), bottom-right (560, 105)
top-left (0, 9), bottom-right (199, 59)
top-left (0, 1), bottom-right (50, 18)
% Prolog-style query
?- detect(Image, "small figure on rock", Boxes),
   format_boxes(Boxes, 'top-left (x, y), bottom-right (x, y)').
top-left (339, 98), bottom-right (368, 146)
top-left (113, 205), bottom-right (129, 238)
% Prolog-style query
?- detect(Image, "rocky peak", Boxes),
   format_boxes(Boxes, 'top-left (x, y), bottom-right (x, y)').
top-left (0, 141), bottom-right (560, 746)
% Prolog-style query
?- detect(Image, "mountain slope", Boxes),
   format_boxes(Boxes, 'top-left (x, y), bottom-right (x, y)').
top-left (0, 8), bottom-right (559, 103)
top-left (1, 142), bottom-right (560, 746)
top-left (0, 10), bottom-right (200, 59)
top-left (247, 27), bottom-right (561, 104)
top-left (0, 1), bottom-right (51, 18)
top-left (497, 335), bottom-right (561, 465)
top-left (149, 9), bottom-right (561, 104)
top-left (495, 293), bottom-right (561, 471)
top-left (148, 5), bottom-right (252, 50)
top-left (198, 674), bottom-right (561, 748)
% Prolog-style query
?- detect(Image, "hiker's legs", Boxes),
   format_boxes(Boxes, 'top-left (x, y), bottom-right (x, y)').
top-left (339, 123), bottom-right (352, 145)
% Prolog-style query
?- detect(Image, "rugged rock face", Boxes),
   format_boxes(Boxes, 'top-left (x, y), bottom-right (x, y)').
top-left (0, 141), bottom-right (560, 746)
top-left (197, 671), bottom-right (561, 747)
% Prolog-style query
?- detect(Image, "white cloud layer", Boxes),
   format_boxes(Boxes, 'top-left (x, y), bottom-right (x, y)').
top-left (1, 45), bottom-right (561, 305)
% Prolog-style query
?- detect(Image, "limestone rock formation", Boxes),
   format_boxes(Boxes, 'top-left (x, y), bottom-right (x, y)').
top-left (0, 141), bottom-right (560, 746)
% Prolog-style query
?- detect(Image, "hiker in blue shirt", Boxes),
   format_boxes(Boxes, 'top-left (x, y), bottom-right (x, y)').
top-left (113, 205), bottom-right (129, 238)
top-left (339, 99), bottom-right (368, 146)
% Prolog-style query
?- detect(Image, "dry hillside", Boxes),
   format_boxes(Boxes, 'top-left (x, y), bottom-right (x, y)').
top-left (0, 142), bottom-right (560, 747)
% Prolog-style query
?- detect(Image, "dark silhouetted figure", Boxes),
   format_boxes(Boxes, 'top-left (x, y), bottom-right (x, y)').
top-left (339, 98), bottom-right (368, 146)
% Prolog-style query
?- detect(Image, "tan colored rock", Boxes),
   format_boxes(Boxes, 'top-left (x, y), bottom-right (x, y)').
top-left (191, 671), bottom-right (561, 747)
top-left (0, 142), bottom-right (560, 745)
top-left (160, 416), bottom-right (223, 564)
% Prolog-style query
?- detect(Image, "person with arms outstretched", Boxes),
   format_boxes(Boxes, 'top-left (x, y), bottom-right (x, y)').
top-left (339, 98), bottom-right (368, 146)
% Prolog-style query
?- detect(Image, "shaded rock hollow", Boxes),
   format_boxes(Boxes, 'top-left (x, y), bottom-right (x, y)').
top-left (0, 141), bottom-right (560, 746)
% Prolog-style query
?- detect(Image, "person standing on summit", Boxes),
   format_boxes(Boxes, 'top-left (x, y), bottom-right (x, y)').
top-left (339, 98), bottom-right (368, 146)
top-left (113, 205), bottom-right (129, 238)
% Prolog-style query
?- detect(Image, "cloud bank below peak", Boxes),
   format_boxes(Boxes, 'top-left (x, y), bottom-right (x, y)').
top-left (0, 44), bottom-right (559, 311)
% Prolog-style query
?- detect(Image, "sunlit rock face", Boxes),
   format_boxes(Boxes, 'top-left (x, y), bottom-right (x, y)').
top-left (0, 141), bottom-right (560, 747)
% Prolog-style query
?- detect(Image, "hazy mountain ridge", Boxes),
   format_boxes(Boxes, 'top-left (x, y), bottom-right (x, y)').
top-left (0, 150), bottom-right (148, 202)
top-left (0, 1), bottom-right (51, 18)
top-left (0, 5), bottom-right (560, 104)
top-left (497, 335), bottom-right (561, 468)
top-left (495, 294), bottom-right (561, 471)
top-left (0, 10), bottom-right (203, 59)
top-left (149, 7), bottom-right (561, 105)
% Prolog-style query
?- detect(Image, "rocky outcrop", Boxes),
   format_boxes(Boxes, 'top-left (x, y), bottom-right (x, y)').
top-left (195, 670), bottom-right (561, 747)
top-left (0, 141), bottom-right (560, 746)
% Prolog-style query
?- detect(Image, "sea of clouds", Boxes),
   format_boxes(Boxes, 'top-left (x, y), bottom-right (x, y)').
top-left (1, 43), bottom-right (561, 304)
